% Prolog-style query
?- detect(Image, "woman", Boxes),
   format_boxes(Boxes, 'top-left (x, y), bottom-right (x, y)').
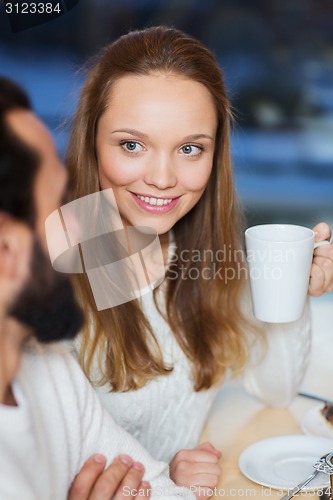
top-left (66, 26), bottom-right (333, 492)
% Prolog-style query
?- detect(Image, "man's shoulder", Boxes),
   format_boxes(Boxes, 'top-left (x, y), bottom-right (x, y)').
top-left (19, 338), bottom-right (90, 409)
top-left (21, 338), bottom-right (81, 379)
top-left (23, 338), bottom-right (72, 361)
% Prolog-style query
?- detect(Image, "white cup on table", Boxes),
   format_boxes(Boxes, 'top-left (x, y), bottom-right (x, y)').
top-left (245, 224), bottom-right (329, 323)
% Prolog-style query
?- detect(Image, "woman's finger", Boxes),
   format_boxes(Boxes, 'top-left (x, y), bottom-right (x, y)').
top-left (309, 252), bottom-right (333, 295)
top-left (313, 222), bottom-right (332, 242)
top-left (309, 262), bottom-right (326, 296)
top-left (173, 449), bottom-right (219, 464)
top-left (196, 442), bottom-right (222, 459)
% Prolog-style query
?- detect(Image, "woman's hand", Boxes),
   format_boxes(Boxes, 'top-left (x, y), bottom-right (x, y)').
top-left (169, 442), bottom-right (222, 498)
top-left (309, 223), bottom-right (333, 297)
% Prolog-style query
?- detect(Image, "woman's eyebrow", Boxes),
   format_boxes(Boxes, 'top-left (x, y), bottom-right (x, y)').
top-left (111, 129), bottom-right (214, 142)
top-left (182, 133), bottom-right (214, 142)
top-left (111, 128), bottom-right (149, 139)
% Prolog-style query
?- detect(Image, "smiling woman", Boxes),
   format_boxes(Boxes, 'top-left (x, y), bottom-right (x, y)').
top-left (95, 73), bottom-right (217, 241)
top-left (66, 25), bottom-right (246, 395)
top-left (65, 26), bottom-right (315, 494)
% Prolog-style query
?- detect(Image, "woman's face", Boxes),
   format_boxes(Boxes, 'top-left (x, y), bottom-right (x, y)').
top-left (96, 73), bottom-right (217, 240)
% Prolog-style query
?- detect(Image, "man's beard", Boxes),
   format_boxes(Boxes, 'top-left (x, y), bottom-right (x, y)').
top-left (9, 237), bottom-right (83, 343)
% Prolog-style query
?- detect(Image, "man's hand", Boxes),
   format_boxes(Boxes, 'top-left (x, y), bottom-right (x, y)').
top-left (169, 442), bottom-right (222, 499)
top-left (309, 223), bottom-right (333, 296)
top-left (68, 454), bottom-right (150, 499)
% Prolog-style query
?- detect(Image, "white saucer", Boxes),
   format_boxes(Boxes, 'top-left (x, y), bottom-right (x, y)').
top-left (301, 404), bottom-right (333, 439)
top-left (239, 435), bottom-right (333, 490)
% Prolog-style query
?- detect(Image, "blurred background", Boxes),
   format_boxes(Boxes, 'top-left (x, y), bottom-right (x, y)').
top-left (1, 0), bottom-right (333, 228)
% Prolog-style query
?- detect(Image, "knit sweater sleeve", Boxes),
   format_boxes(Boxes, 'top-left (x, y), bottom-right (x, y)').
top-left (61, 347), bottom-right (194, 500)
top-left (240, 298), bottom-right (312, 408)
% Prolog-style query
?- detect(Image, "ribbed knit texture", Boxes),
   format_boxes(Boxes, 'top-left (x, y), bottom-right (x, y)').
top-left (93, 288), bottom-right (219, 462)
top-left (0, 342), bottom-right (194, 500)
top-left (70, 288), bottom-right (312, 464)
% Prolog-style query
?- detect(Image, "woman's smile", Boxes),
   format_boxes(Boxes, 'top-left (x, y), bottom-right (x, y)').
top-left (130, 191), bottom-right (181, 213)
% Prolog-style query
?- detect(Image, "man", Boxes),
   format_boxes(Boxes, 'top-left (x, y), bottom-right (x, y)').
top-left (0, 77), bottom-right (193, 500)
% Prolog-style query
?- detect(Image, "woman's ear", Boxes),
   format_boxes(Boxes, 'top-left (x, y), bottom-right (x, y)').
top-left (0, 213), bottom-right (32, 302)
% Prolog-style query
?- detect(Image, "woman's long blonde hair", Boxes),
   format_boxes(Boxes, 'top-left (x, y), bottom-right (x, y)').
top-left (67, 26), bottom-right (256, 392)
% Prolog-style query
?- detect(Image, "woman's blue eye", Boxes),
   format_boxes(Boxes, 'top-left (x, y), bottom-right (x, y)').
top-left (180, 144), bottom-right (202, 156)
top-left (122, 141), bottom-right (143, 153)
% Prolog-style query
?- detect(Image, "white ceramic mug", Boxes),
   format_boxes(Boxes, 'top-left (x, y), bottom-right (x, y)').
top-left (245, 224), bottom-right (329, 323)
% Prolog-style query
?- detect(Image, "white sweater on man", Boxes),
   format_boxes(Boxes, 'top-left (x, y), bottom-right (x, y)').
top-left (69, 285), bottom-right (312, 464)
top-left (0, 341), bottom-right (194, 500)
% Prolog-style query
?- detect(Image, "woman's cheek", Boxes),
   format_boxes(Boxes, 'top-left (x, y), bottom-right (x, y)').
top-left (178, 161), bottom-right (213, 192)
top-left (98, 157), bottom-right (144, 187)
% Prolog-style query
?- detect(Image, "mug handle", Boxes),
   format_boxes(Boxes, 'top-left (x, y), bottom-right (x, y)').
top-left (314, 240), bottom-right (331, 249)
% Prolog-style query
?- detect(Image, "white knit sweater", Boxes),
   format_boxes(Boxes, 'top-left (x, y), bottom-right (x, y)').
top-left (0, 342), bottom-right (194, 500)
top-left (68, 287), bottom-right (312, 464)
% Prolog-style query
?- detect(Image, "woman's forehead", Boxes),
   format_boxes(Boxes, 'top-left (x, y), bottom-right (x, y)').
top-left (100, 73), bottom-right (218, 135)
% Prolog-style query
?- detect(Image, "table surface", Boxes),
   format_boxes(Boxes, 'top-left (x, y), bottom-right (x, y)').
top-left (201, 296), bottom-right (333, 498)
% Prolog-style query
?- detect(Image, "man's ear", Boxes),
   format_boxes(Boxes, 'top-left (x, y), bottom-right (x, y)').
top-left (0, 212), bottom-right (32, 289)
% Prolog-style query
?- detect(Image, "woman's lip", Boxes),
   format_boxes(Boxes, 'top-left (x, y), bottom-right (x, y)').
top-left (130, 192), bottom-right (181, 213)
top-left (130, 191), bottom-right (180, 200)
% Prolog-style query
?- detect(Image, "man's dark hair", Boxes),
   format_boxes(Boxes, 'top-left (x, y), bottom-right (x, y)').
top-left (0, 77), bottom-right (39, 226)
top-left (0, 77), bottom-right (84, 342)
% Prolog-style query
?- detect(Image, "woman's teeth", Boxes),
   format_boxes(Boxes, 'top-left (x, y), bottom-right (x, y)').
top-left (136, 194), bottom-right (173, 206)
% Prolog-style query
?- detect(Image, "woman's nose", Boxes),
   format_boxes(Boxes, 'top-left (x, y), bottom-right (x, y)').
top-left (144, 152), bottom-right (177, 190)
